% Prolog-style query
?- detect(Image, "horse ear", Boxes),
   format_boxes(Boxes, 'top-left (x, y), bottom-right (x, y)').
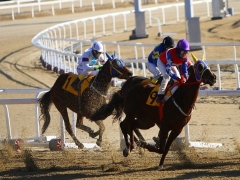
top-left (202, 54), bottom-right (204, 61)
top-left (106, 53), bottom-right (112, 60)
top-left (191, 53), bottom-right (198, 63)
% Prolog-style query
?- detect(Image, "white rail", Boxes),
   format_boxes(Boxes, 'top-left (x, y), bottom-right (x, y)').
top-left (0, 88), bottom-right (239, 150)
top-left (0, 0), bottom-right (130, 20)
top-left (31, 1), bottom-right (240, 90)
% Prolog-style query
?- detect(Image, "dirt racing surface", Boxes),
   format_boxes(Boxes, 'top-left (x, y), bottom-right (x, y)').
top-left (0, 1), bottom-right (240, 179)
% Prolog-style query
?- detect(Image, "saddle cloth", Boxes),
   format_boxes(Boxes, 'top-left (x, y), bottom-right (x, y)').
top-left (146, 82), bottom-right (179, 107)
top-left (62, 73), bottom-right (94, 96)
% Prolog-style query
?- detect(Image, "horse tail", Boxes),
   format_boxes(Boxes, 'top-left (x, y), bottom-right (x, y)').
top-left (38, 90), bottom-right (52, 134)
top-left (90, 91), bottom-right (124, 121)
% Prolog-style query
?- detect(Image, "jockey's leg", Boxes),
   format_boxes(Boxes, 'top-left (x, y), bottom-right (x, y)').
top-left (71, 74), bottom-right (84, 91)
top-left (147, 61), bottom-right (161, 84)
top-left (156, 60), bottom-right (170, 103)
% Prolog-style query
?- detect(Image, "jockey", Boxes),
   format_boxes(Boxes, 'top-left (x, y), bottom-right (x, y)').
top-left (147, 36), bottom-right (175, 83)
top-left (156, 39), bottom-right (191, 103)
top-left (72, 41), bottom-right (107, 90)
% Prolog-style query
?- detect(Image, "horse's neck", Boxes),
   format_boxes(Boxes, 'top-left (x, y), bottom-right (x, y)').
top-left (175, 66), bottom-right (201, 110)
top-left (174, 83), bottom-right (199, 116)
top-left (92, 71), bottom-right (112, 93)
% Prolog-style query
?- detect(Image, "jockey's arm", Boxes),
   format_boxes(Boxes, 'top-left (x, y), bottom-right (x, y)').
top-left (181, 59), bottom-right (189, 79)
top-left (166, 54), bottom-right (179, 80)
top-left (81, 57), bottom-right (95, 71)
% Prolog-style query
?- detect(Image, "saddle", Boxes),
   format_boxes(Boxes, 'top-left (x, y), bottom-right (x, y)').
top-left (62, 73), bottom-right (94, 96)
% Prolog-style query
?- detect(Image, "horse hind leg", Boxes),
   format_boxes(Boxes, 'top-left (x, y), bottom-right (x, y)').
top-left (120, 120), bottom-right (131, 157)
top-left (75, 115), bottom-right (100, 140)
top-left (93, 120), bottom-right (105, 147)
top-left (60, 109), bottom-right (84, 149)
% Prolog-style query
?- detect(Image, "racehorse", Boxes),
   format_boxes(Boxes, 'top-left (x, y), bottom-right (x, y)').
top-left (38, 52), bottom-right (132, 149)
top-left (90, 54), bottom-right (216, 169)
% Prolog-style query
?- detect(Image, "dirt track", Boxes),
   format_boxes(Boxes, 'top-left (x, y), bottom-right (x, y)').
top-left (0, 1), bottom-right (240, 179)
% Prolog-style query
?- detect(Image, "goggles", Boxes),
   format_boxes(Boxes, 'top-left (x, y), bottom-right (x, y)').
top-left (179, 50), bottom-right (189, 58)
top-left (93, 50), bottom-right (102, 57)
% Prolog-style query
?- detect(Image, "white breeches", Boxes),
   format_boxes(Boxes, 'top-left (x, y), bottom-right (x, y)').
top-left (146, 61), bottom-right (161, 77)
top-left (157, 60), bottom-right (180, 95)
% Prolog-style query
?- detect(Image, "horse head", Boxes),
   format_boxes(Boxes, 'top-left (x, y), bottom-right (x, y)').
top-left (104, 52), bottom-right (132, 79)
top-left (191, 53), bottom-right (216, 86)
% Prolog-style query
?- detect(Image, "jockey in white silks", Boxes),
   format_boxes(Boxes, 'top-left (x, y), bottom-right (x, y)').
top-left (77, 41), bottom-right (107, 77)
top-left (71, 41), bottom-right (107, 90)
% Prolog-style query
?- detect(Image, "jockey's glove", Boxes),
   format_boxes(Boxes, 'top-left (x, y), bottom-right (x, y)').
top-left (177, 75), bottom-right (186, 84)
top-left (94, 65), bottom-right (103, 70)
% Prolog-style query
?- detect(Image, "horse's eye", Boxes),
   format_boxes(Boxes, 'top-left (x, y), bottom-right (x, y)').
top-left (197, 63), bottom-right (204, 73)
top-left (113, 60), bottom-right (121, 68)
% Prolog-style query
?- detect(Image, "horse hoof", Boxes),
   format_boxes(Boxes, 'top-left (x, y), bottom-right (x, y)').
top-left (123, 148), bottom-right (129, 157)
top-left (157, 165), bottom-right (163, 170)
top-left (139, 141), bottom-right (147, 148)
top-left (96, 140), bottom-right (102, 147)
top-left (78, 143), bottom-right (84, 149)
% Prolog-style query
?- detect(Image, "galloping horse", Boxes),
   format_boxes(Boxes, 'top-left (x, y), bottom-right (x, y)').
top-left (90, 54), bottom-right (216, 169)
top-left (38, 52), bottom-right (132, 149)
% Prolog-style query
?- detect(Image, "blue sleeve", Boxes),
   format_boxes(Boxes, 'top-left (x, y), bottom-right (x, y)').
top-left (165, 54), bottom-right (178, 80)
top-left (181, 59), bottom-right (189, 79)
top-left (158, 43), bottom-right (165, 53)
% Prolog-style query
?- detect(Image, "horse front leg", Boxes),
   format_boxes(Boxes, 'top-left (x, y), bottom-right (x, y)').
top-left (76, 114), bottom-right (96, 138)
top-left (158, 129), bottom-right (182, 170)
top-left (61, 110), bottom-right (84, 149)
top-left (159, 123), bottom-right (170, 154)
top-left (93, 120), bottom-right (105, 147)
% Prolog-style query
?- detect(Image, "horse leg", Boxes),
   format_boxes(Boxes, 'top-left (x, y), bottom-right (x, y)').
top-left (159, 123), bottom-right (170, 154)
top-left (120, 119), bottom-right (131, 157)
top-left (76, 114), bottom-right (96, 138)
top-left (60, 109), bottom-right (84, 149)
top-left (134, 128), bottom-right (146, 142)
top-left (129, 124), bottom-right (135, 152)
top-left (158, 129), bottom-right (182, 170)
top-left (93, 120), bottom-right (105, 147)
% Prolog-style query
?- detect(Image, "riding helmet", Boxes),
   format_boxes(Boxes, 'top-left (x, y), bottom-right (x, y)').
top-left (162, 36), bottom-right (175, 48)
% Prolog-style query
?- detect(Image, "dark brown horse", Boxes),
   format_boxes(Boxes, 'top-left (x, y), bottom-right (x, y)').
top-left (90, 54), bottom-right (216, 169)
top-left (38, 52), bottom-right (132, 149)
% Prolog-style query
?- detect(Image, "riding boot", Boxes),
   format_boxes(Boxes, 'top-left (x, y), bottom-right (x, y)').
top-left (71, 74), bottom-right (84, 91)
top-left (156, 94), bottom-right (164, 103)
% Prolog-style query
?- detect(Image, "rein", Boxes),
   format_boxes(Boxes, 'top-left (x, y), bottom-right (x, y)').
top-left (181, 81), bottom-right (202, 86)
top-left (171, 97), bottom-right (193, 117)
top-left (89, 59), bottom-right (123, 99)
top-left (171, 79), bottom-right (201, 117)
